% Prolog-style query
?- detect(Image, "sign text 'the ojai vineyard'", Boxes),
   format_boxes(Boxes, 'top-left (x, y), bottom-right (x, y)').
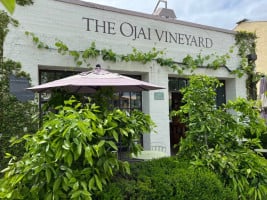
top-left (82, 17), bottom-right (213, 48)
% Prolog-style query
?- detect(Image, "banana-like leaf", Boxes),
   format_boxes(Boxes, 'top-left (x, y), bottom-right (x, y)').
top-left (1, 0), bottom-right (15, 14)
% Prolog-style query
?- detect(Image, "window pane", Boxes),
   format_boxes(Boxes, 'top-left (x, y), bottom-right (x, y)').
top-left (131, 92), bottom-right (142, 110)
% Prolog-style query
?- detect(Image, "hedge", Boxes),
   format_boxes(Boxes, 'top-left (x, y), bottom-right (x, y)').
top-left (95, 157), bottom-right (237, 200)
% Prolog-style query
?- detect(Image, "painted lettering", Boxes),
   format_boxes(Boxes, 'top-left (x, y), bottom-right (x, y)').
top-left (198, 37), bottom-right (205, 47)
top-left (169, 32), bottom-right (177, 43)
top-left (82, 17), bottom-right (116, 35)
top-left (136, 27), bottom-right (148, 40)
top-left (120, 22), bottom-right (134, 38)
top-left (107, 21), bottom-right (116, 35)
top-left (155, 29), bottom-right (165, 41)
top-left (206, 38), bottom-right (213, 48)
top-left (95, 19), bottom-right (106, 33)
top-left (178, 33), bottom-right (185, 44)
top-left (82, 17), bottom-right (214, 49)
top-left (82, 17), bottom-right (96, 31)
top-left (190, 36), bottom-right (198, 47)
top-left (184, 34), bottom-right (192, 45)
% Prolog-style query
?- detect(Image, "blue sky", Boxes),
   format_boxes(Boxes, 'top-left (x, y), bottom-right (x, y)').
top-left (82, 0), bottom-right (267, 29)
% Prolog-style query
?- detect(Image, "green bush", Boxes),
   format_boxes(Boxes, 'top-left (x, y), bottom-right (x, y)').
top-left (96, 157), bottom-right (237, 200)
top-left (0, 60), bottom-right (38, 172)
top-left (0, 97), bottom-right (155, 199)
top-left (175, 75), bottom-right (267, 199)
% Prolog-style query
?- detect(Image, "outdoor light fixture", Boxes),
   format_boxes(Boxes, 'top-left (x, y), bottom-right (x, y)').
top-left (247, 53), bottom-right (257, 63)
top-left (95, 64), bottom-right (101, 72)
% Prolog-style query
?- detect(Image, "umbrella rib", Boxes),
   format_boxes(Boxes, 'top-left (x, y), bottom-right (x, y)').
top-left (73, 86), bottom-right (100, 93)
top-left (74, 86), bottom-right (82, 93)
top-left (139, 86), bottom-right (149, 91)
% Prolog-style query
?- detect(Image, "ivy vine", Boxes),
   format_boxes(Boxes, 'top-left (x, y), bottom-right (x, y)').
top-left (234, 31), bottom-right (261, 100)
top-left (25, 31), bottom-right (235, 76)
top-left (24, 30), bottom-right (262, 100)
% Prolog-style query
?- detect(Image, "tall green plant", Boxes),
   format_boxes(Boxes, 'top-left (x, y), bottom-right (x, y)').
top-left (174, 75), bottom-right (267, 200)
top-left (0, 97), bottom-right (155, 199)
top-left (234, 31), bottom-right (260, 100)
top-left (0, 0), bottom-right (36, 172)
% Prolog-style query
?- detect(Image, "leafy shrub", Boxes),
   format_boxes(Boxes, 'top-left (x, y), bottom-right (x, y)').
top-left (0, 97), bottom-right (155, 199)
top-left (0, 59), bottom-right (38, 172)
top-left (175, 75), bottom-right (267, 199)
top-left (96, 157), bottom-right (236, 200)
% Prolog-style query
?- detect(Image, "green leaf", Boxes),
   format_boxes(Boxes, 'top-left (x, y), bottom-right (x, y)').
top-left (45, 168), bottom-right (52, 183)
top-left (94, 175), bottom-right (102, 191)
top-left (12, 174), bottom-right (24, 186)
top-left (120, 128), bottom-right (128, 136)
top-left (85, 146), bottom-right (93, 165)
top-left (76, 141), bottom-right (82, 159)
top-left (89, 177), bottom-right (95, 190)
top-left (71, 190), bottom-right (81, 199)
top-left (81, 190), bottom-right (92, 199)
top-left (44, 192), bottom-right (53, 200)
top-left (111, 130), bottom-right (119, 142)
top-left (66, 152), bottom-right (73, 167)
top-left (1, 0), bottom-right (15, 14)
top-left (106, 141), bottom-right (118, 151)
top-left (62, 140), bottom-right (71, 150)
top-left (73, 181), bottom-right (79, 190)
top-left (81, 181), bottom-right (87, 190)
top-left (53, 178), bottom-right (61, 192)
top-left (98, 140), bottom-right (105, 148)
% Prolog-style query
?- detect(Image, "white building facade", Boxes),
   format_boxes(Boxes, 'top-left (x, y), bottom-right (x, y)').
top-left (3, 0), bottom-right (246, 155)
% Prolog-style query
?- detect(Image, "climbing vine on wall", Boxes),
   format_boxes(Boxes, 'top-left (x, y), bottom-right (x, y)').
top-left (25, 30), bottom-right (261, 100)
top-left (234, 31), bottom-right (260, 100)
top-left (25, 31), bottom-right (234, 76)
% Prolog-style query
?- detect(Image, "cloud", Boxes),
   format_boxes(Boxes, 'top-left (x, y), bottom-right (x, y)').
top-left (82, 0), bottom-right (267, 29)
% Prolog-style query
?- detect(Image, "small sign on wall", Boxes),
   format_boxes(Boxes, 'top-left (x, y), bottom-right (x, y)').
top-left (154, 92), bottom-right (164, 100)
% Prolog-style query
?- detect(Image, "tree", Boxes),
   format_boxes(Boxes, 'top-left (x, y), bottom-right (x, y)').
top-left (174, 75), bottom-right (267, 199)
top-left (0, 0), bottom-right (36, 171)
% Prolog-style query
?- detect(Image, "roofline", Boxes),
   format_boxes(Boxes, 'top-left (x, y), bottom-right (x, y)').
top-left (236, 19), bottom-right (267, 24)
top-left (55, 0), bottom-right (236, 35)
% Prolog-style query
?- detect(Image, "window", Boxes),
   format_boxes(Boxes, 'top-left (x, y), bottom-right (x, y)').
top-left (168, 77), bottom-right (225, 108)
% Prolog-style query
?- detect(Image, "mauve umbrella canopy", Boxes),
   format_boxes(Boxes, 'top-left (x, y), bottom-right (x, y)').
top-left (28, 67), bottom-right (164, 93)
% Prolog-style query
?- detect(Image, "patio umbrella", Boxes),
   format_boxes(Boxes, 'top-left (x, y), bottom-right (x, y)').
top-left (27, 65), bottom-right (164, 93)
top-left (259, 76), bottom-right (267, 121)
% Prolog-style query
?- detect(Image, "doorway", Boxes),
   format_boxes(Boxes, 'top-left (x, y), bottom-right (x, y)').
top-left (169, 92), bottom-right (186, 155)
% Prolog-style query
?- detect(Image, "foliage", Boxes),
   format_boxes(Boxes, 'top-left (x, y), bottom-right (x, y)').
top-left (16, 0), bottom-right (34, 6)
top-left (193, 147), bottom-right (267, 200)
top-left (0, 9), bottom-right (38, 172)
top-left (24, 30), bottom-right (262, 101)
top-left (0, 0), bottom-right (15, 14)
top-left (121, 47), bottom-right (163, 64)
top-left (0, 60), bottom-right (38, 172)
top-left (25, 32), bottom-right (235, 75)
top-left (0, 0), bottom-right (33, 14)
top-left (0, 93), bottom-right (38, 172)
top-left (0, 97), bottom-right (155, 199)
top-left (95, 157), bottom-right (236, 200)
top-left (233, 31), bottom-right (260, 100)
top-left (0, 11), bottom-right (18, 57)
top-left (175, 75), bottom-right (267, 199)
